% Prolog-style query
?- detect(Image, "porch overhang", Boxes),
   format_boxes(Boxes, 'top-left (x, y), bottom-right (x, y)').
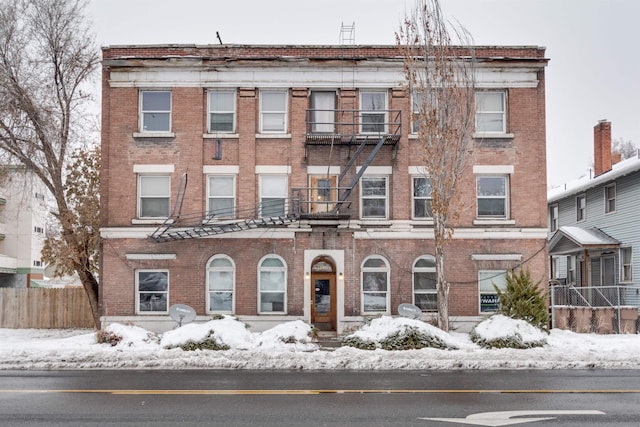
top-left (548, 226), bottom-right (620, 256)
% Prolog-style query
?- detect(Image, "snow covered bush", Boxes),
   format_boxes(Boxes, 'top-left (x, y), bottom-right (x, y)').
top-left (342, 316), bottom-right (458, 350)
top-left (470, 315), bottom-right (547, 349)
top-left (171, 331), bottom-right (230, 351)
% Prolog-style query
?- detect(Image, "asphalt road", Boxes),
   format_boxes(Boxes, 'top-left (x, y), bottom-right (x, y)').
top-left (1, 370), bottom-right (639, 426)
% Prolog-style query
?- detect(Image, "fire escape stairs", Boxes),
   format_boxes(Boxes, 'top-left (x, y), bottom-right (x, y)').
top-left (150, 108), bottom-right (401, 242)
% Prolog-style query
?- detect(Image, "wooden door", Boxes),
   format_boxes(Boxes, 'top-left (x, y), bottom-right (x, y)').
top-left (309, 176), bottom-right (337, 214)
top-left (311, 272), bottom-right (336, 331)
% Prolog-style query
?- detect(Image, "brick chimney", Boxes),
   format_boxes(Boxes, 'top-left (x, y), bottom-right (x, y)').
top-left (594, 119), bottom-right (612, 176)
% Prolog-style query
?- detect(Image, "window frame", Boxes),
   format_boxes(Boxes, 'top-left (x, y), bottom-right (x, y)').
top-left (476, 175), bottom-right (509, 219)
top-left (137, 175), bottom-right (171, 219)
top-left (576, 193), bottom-right (586, 222)
top-left (549, 203), bottom-right (558, 232)
top-left (206, 255), bottom-right (235, 314)
top-left (360, 175), bottom-right (388, 220)
top-left (136, 269), bottom-right (169, 314)
top-left (260, 89), bottom-right (288, 133)
top-left (412, 176), bottom-right (433, 220)
top-left (140, 90), bottom-right (172, 133)
top-left (411, 90), bottom-right (423, 134)
top-left (478, 270), bottom-right (507, 314)
top-left (361, 255), bottom-right (390, 314)
top-left (207, 89), bottom-right (236, 133)
top-left (207, 175), bottom-right (236, 219)
top-left (309, 90), bottom-right (336, 133)
top-left (413, 255), bottom-right (437, 312)
top-left (359, 90), bottom-right (388, 134)
top-left (259, 174), bottom-right (288, 218)
top-left (620, 247), bottom-right (633, 283)
top-left (475, 91), bottom-right (507, 134)
top-left (604, 184), bottom-right (616, 214)
top-left (258, 254), bottom-right (287, 314)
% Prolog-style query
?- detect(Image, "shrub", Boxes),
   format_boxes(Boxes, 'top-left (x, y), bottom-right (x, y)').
top-left (343, 325), bottom-right (456, 351)
top-left (380, 327), bottom-right (454, 350)
top-left (96, 330), bottom-right (122, 346)
top-left (341, 336), bottom-right (377, 350)
top-left (495, 268), bottom-right (549, 330)
top-left (469, 330), bottom-right (546, 349)
top-left (168, 331), bottom-right (230, 351)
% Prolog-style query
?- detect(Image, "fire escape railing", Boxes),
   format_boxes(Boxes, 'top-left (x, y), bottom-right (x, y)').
top-left (150, 109), bottom-right (402, 241)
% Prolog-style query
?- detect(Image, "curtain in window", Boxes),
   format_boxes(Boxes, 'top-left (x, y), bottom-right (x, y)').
top-left (311, 92), bottom-right (335, 133)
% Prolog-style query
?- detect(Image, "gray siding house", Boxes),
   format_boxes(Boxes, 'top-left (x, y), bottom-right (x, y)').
top-left (548, 121), bottom-right (640, 330)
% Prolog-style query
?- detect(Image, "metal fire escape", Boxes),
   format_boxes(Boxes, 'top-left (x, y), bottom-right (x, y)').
top-left (150, 109), bottom-right (401, 243)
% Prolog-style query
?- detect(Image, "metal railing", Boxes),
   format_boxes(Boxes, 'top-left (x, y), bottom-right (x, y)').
top-left (305, 109), bottom-right (402, 141)
top-left (550, 283), bottom-right (639, 333)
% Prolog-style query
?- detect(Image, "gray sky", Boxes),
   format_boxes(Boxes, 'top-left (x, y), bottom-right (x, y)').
top-left (89, 0), bottom-right (640, 188)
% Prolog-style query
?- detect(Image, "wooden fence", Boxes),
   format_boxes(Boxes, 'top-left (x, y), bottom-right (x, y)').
top-left (0, 288), bottom-right (94, 329)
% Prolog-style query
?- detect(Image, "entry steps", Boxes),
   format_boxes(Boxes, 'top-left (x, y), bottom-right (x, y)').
top-left (316, 331), bottom-right (342, 351)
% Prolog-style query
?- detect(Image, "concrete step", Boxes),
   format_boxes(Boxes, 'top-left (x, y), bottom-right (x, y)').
top-left (315, 331), bottom-right (342, 350)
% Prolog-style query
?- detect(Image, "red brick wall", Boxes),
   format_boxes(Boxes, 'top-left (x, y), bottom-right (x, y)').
top-left (100, 44), bottom-right (548, 322)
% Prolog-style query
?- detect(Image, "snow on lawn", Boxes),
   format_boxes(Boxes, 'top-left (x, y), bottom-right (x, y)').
top-left (2, 315), bottom-right (640, 370)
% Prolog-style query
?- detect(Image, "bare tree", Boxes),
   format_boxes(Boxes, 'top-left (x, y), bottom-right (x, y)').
top-left (0, 0), bottom-right (100, 327)
top-left (613, 138), bottom-right (637, 160)
top-left (397, 0), bottom-right (475, 331)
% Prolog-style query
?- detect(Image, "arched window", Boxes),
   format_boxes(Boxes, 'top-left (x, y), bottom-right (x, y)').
top-left (206, 255), bottom-right (235, 313)
top-left (258, 255), bottom-right (287, 313)
top-left (413, 255), bottom-right (437, 312)
top-left (361, 255), bottom-right (390, 313)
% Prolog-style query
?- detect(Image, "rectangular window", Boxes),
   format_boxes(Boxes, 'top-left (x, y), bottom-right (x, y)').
top-left (361, 176), bottom-right (388, 219)
top-left (33, 226), bottom-right (44, 234)
top-left (310, 91), bottom-right (336, 133)
top-left (411, 91), bottom-right (423, 134)
top-left (549, 204), bottom-right (558, 232)
top-left (621, 247), bottom-right (633, 283)
top-left (136, 270), bottom-right (169, 313)
top-left (479, 270), bottom-right (507, 313)
top-left (138, 175), bottom-right (171, 218)
top-left (33, 260), bottom-right (42, 267)
top-left (476, 175), bottom-right (508, 218)
top-left (260, 175), bottom-right (288, 217)
top-left (208, 90), bottom-right (236, 133)
top-left (567, 255), bottom-right (576, 284)
top-left (412, 176), bottom-right (433, 219)
top-left (576, 194), bottom-right (586, 221)
top-left (475, 91), bottom-right (506, 133)
top-left (260, 90), bottom-right (287, 133)
top-left (207, 175), bottom-right (235, 219)
top-left (360, 91), bottom-right (387, 133)
top-left (140, 90), bottom-right (171, 132)
top-left (605, 184), bottom-right (616, 213)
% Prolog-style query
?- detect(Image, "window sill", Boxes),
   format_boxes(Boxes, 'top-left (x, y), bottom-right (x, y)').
top-left (473, 219), bottom-right (516, 226)
top-left (132, 218), bottom-right (174, 225)
top-left (359, 219), bottom-right (391, 226)
top-left (411, 219), bottom-right (434, 226)
top-left (203, 133), bottom-right (239, 139)
top-left (473, 132), bottom-right (514, 139)
top-left (255, 133), bottom-right (292, 139)
top-left (133, 132), bottom-right (175, 138)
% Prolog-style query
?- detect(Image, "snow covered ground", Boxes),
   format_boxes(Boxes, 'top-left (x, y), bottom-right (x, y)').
top-left (1, 315), bottom-right (640, 370)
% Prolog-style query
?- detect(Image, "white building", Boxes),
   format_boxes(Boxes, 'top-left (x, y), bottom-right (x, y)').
top-left (0, 167), bottom-right (48, 287)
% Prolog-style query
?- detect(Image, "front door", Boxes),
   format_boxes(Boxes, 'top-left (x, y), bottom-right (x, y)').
top-left (310, 258), bottom-right (337, 331)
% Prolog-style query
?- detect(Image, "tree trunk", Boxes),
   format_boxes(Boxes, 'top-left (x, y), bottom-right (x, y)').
top-left (77, 267), bottom-right (100, 329)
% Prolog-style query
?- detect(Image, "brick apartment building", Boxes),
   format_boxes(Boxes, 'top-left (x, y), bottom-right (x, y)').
top-left (99, 44), bottom-right (549, 333)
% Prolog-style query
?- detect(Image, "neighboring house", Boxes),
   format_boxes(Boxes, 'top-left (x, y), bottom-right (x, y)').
top-left (548, 120), bottom-right (640, 330)
top-left (0, 167), bottom-right (47, 288)
top-left (100, 44), bottom-right (549, 333)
